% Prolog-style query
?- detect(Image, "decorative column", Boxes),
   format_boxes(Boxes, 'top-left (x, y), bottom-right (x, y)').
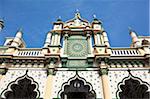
top-left (64, 33), bottom-right (68, 55)
top-left (102, 31), bottom-right (110, 47)
top-left (44, 32), bottom-right (52, 47)
top-left (97, 33), bottom-right (101, 45)
top-left (51, 33), bottom-right (55, 45)
top-left (54, 33), bottom-right (58, 45)
top-left (100, 34), bottom-right (104, 45)
top-left (86, 32), bottom-right (91, 54)
top-left (57, 33), bottom-right (61, 46)
top-left (94, 33), bottom-right (98, 45)
top-left (44, 61), bottom-right (56, 99)
top-left (99, 68), bottom-right (112, 99)
top-left (98, 59), bottom-right (112, 99)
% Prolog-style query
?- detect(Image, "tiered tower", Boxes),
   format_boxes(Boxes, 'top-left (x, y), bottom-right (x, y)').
top-left (0, 12), bottom-right (149, 99)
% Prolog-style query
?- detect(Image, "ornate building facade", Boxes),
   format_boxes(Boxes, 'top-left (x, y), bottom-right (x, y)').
top-left (0, 12), bottom-right (150, 99)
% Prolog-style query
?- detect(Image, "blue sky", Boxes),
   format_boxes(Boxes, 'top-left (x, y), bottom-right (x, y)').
top-left (0, 0), bottom-right (149, 47)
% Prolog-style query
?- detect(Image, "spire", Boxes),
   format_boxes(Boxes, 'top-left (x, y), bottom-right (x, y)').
top-left (15, 28), bottom-right (23, 38)
top-left (93, 14), bottom-right (97, 19)
top-left (129, 27), bottom-right (137, 37)
top-left (44, 31), bottom-right (52, 47)
top-left (11, 28), bottom-right (23, 47)
top-left (128, 27), bottom-right (135, 34)
top-left (129, 27), bottom-right (140, 47)
top-left (0, 18), bottom-right (4, 31)
top-left (75, 9), bottom-right (81, 19)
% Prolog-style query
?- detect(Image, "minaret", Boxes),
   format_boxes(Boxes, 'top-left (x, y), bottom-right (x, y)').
top-left (0, 19), bottom-right (4, 31)
top-left (92, 15), bottom-right (102, 30)
top-left (51, 17), bottom-right (63, 46)
top-left (11, 28), bottom-right (23, 47)
top-left (44, 31), bottom-right (52, 47)
top-left (91, 15), bottom-right (110, 47)
top-left (129, 28), bottom-right (140, 47)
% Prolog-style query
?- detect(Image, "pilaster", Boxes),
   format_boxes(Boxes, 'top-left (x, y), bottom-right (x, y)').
top-left (44, 63), bottom-right (57, 99)
top-left (99, 68), bottom-right (112, 99)
top-left (86, 32), bottom-right (92, 54)
top-left (64, 33), bottom-right (69, 55)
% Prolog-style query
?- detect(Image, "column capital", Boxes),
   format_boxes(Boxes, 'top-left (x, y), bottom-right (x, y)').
top-left (47, 68), bottom-right (57, 76)
top-left (99, 68), bottom-right (108, 76)
top-left (0, 68), bottom-right (7, 75)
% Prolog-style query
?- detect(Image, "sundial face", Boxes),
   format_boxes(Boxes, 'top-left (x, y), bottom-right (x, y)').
top-left (67, 37), bottom-right (88, 57)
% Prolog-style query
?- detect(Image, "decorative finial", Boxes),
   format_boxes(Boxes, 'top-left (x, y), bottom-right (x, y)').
top-left (128, 26), bottom-right (132, 32)
top-left (15, 27), bottom-right (23, 38)
top-left (18, 27), bottom-right (23, 32)
top-left (93, 14), bottom-right (97, 19)
top-left (57, 16), bottom-right (62, 21)
top-left (128, 27), bottom-right (137, 35)
top-left (58, 16), bottom-right (61, 19)
top-left (75, 9), bottom-right (81, 18)
top-left (76, 9), bottom-right (79, 13)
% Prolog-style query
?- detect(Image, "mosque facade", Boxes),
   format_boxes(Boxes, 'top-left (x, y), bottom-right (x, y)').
top-left (0, 12), bottom-right (150, 99)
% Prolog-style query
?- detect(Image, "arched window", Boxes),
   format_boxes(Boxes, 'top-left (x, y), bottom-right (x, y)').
top-left (1, 70), bottom-right (40, 99)
top-left (116, 70), bottom-right (150, 99)
top-left (58, 73), bottom-right (96, 99)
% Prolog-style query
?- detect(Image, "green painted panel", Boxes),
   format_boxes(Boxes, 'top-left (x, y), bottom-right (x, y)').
top-left (67, 36), bottom-right (88, 57)
top-left (67, 60), bottom-right (88, 68)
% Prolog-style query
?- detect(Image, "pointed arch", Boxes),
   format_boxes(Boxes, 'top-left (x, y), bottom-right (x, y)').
top-left (58, 72), bottom-right (96, 99)
top-left (1, 70), bottom-right (40, 99)
top-left (116, 70), bottom-right (150, 99)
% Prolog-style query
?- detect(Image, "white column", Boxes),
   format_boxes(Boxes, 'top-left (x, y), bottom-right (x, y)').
top-left (64, 33), bottom-right (68, 55)
top-left (44, 32), bottom-right (52, 47)
top-left (97, 33), bottom-right (101, 45)
top-left (44, 74), bottom-right (54, 99)
top-left (100, 34), bottom-right (104, 45)
top-left (94, 34), bottom-right (98, 45)
top-left (44, 62), bottom-right (55, 99)
top-left (100, 68), bottom-right (112, 99)
top-left (102, 31), bottom-right (110, 47)
top-left (57, 34), bottom-right (61, 45)
top-left (87, 33), bottom-right (91, 54)
top-left (54, 34), bottom-right (58, 45)
top-left (89, 36), bottom-right (93, 52)
top-left (51, 35), bottom-right (55, 45)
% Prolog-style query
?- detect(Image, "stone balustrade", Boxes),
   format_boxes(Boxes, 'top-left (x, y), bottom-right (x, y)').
top-left (111, 48), bottom-right (140, 56)
top-left (15, 48), bottom-right (43, 56)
